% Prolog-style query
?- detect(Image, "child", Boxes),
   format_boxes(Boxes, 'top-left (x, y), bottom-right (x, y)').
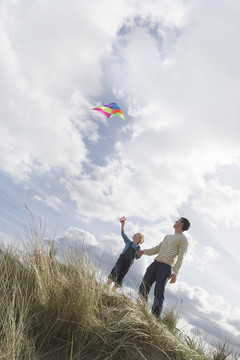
top-left (107, 217), bottom-right (144, 291)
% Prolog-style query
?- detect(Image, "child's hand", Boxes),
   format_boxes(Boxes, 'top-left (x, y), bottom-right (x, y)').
top-left (137, 250), bottom-right (144, 258)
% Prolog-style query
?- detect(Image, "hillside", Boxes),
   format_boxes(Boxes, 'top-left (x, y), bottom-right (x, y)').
top-left (0, 239), bottom-right (236, 360)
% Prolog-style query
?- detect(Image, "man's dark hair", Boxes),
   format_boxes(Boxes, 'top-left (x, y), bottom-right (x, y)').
top-left (181, 217), bottom-right (190, 231)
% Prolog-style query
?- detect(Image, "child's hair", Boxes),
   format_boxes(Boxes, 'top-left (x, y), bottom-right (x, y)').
top-left (139, 233), bottom-right (144, 245)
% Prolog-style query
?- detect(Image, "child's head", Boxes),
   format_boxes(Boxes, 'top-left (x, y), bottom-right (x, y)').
top-left (132, 232), bottom-right (144, 245)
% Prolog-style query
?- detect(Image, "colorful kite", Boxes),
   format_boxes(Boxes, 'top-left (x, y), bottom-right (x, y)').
top-left (92, 103), bottom-right (125, 121)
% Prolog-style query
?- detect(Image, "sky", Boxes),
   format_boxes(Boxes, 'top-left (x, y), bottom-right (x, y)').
top-left (1, 0), bottom-right (240, 351)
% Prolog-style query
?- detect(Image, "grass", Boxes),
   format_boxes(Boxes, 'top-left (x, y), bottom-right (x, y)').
top-left (69, 336), bottom-right (74, 360)
top-left (0, 235), bottom-right (239, 360)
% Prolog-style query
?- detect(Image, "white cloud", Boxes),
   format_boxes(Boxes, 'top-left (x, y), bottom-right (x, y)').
top-left (192, 179), bottom-right (240, 227)
top-left (54, 226), bottom-right (98, 248)
top-left (184, 234), bottom-right (220, 272)
top-left (99, 232), bottom-right (124, 257)
top-left (64, 159), bottom-right (147, 220)
top-left (168, 281), bottom-right (240, 339)
top-left (32, 194), bottom-right (64, 212)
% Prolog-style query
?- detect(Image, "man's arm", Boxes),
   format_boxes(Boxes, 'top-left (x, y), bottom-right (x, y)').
top-left (170, 238), bottom-right (188, 283)
top-left (137, 243), bottom-right (161, 258)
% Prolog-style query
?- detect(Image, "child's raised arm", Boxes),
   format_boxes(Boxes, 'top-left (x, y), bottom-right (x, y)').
top-left (119, 216), bottom-right (126, 232)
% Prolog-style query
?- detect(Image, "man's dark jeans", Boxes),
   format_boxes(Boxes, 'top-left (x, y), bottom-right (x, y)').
top-left (139, 261), bottom-right (172, 317)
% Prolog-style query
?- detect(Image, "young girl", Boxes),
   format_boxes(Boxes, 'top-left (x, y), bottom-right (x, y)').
top-left (107, 217), bottom-right (144, 291)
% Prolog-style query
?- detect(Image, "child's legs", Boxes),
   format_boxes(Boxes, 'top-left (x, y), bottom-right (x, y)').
top-left (115, 260), bottom-right (132, 286)
top-left (112, 284), bottom-right (118, 292)
top-left (108, 257), bottom-right (124, 283)
top-left (107, 278), bottom-right (113, 285)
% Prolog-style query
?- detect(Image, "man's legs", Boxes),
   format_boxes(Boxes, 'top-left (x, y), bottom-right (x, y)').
top-left (138, 262), bottom-right (158, 302)
top-left (152, 263), bottom-right (171, 317)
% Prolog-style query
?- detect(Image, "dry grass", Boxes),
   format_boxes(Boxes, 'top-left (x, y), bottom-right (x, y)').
top-left (0, 237), bottom-right (239, 360)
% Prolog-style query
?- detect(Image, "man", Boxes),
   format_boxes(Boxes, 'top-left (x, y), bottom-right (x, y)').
top-left (138, 217), bottom-right (190, 317)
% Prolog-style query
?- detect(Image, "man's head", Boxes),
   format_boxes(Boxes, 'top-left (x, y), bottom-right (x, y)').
top-left (181, 217), bottom-right (190, 231)
top-left (174, 217), bottom-right (190, 232)
top-left (132, 232), bottom-right (144, 245)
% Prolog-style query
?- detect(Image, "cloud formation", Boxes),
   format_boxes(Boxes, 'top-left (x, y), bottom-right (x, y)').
top-left (32, 194), bottom-right (64, 212)
top-left (167, 281), bottom-right (240, 348)
top-left (1, 0), bottom-right (240, 227)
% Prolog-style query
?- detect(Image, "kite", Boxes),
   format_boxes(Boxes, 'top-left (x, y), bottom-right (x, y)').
top-left (92, 102), bottom-right (125, 121)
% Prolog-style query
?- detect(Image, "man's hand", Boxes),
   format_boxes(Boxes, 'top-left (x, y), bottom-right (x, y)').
top-left (169, 274), bottom-right (177, 283)
top-left (137, 250), bottom-right (144, 258)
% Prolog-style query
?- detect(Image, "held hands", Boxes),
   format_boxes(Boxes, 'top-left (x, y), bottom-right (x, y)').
top-left (137, 250), bottom-right (144, 258)
top-left (169, 274), bottom-right (177, 284)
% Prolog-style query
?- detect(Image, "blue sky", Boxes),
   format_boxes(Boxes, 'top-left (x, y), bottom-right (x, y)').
top-left (1, 0), bottom-right (240, 351)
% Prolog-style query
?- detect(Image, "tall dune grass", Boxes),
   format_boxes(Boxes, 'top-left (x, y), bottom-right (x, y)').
top-left (0, 237), bottom-right (239, 360)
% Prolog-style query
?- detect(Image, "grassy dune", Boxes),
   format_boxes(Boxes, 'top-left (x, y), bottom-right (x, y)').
top-left (0, 237), bottom-right (238, 360)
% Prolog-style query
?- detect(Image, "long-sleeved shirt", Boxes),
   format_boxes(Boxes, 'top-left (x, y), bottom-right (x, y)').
top-left (143, 234), bottom-right (188, 275)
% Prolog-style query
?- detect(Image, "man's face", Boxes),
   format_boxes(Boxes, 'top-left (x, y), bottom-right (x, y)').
top-left (173, 218), bottom-right (183, 229)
